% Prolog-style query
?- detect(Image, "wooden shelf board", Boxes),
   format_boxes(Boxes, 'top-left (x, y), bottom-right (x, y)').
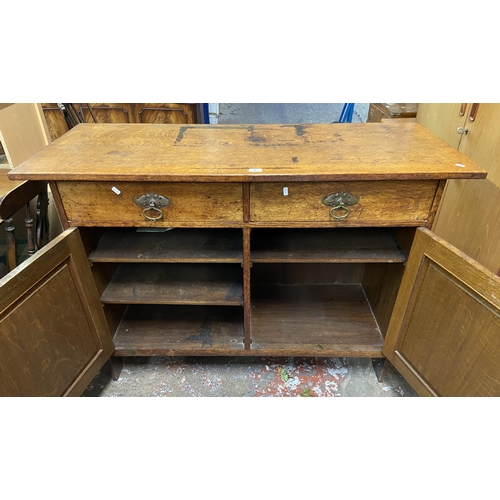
top-left (101, 263), bottom-right (243, 305)
top-left (113, 305), bottom-right (245, 355)
top-left (250, 284), bottom-right (384, 357)
top-left (89, 228), bottom-right (243, 263)
top-left (251, 228), bottom-right (406, 263)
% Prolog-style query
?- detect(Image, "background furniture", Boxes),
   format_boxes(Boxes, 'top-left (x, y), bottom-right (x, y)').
top-left (42, 103), bottom-right (202, 141)
top-left (0, 171), bottom-right (48, 277)
top-left (367, 103), bottom-right (418, 122)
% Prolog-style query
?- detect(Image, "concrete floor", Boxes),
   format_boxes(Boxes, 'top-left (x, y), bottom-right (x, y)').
top-left (83, 104), bottom-right (417, 397)
top-left (83, 356), bottom-right (416, 397)
top-left (217, 103), bottom-right (365, 124)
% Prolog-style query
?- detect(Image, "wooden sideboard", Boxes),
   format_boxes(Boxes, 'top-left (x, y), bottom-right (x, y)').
top-left (5, 122), bottom-right (499, 397)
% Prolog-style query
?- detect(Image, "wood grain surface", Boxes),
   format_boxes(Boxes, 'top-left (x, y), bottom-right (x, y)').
top-left (250, 180), bottom-right (437, 225)
top-left (113, 304), bottom-right (244, 356)
top-left (251, 283), bottom-right (384, 357)
top-left (9, 122), bottom-right (486, 182)
top-left (251, 228), bottom-right (406, 263)
top-left (101, 263), bottom-right (243, 306)
top-left (57, 181), bottom-right (243, 226)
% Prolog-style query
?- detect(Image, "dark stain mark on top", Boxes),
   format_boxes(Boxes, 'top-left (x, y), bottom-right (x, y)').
top-left (295, 125), bottom-right (307, 136)
top-left (247, 125), bottom-right (266, 143)
top-left (175, 126), bottom-right (188, 144)
top-left (334, 132), bottom-right (345, 142)
top-left (187, 317), bottom-right (213, 346)
top-left (292, 157), bottom-right (298, 163)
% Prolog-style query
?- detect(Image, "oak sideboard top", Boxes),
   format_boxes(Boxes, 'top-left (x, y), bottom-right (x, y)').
top-left (9, 122), bottom-right (486, 182)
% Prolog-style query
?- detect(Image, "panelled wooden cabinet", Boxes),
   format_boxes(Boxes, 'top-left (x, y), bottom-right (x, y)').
top-left (4, 121), bottom-right (499, 397)
top-left (41, 103), bottom-right (200, 141)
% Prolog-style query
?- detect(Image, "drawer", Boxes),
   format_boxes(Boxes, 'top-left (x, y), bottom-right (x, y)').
top-left (250, 181), bottom-right (438, 226)
top-left (57, 182), bottom-right (243, 226)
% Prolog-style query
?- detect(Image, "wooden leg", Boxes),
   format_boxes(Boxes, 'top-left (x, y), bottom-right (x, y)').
top-left (372, 357), bottom-right (389, 383)
top-left (107, 356), bottom-right (123, 381)
top-left (25, 203), bottom-right (36, 256)
top-left (5, 217), bottom-right (17, 271)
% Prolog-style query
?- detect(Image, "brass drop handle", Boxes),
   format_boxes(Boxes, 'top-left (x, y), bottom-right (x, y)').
top-left (134, 193), bottom-right (171, 222)
top-left (329, 205), bottom-right (350, 220)
top-left (322, 192), bottom-right (359, 221)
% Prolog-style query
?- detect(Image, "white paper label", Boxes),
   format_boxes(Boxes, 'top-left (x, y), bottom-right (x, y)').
top-left (283, 187), bottom-right (288, 196)
top-left (248, 168), bottom-right (263, 172)
top-left (111, 186), bottom-right (121, 195)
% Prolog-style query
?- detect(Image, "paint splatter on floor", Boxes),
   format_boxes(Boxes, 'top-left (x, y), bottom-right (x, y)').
top-left (248, 358), bottom-right (348, 397)
top-left (82, 356), bottom-right (417, 397)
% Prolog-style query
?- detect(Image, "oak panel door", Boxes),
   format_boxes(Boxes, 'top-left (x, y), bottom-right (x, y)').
top-left (0, 227), bottom-right (113, 396)
top-left (383, 228), bottom-right (500, 397)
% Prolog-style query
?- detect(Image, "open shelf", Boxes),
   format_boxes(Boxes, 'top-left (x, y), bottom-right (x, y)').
top-left (251, 228), bottom-right (406, 263)
top-left (250, 284), bottom-right (384, 357)
top-left (101, 263), bottom-right (243, 305)
top-left (113, 304), bottom-right (245, 356)
top-left (89, 228), bottom-right (243, 263)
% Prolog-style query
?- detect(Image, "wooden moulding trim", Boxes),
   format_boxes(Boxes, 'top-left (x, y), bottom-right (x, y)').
top-left (65, 221), bottom-right (246, 228)
top-left (112, 346), bottom-right (384, 358)
top-left (8, 172), bottom-right (489, 183)
top-left (247, 221), bottom-right (432, 228)
top-left (393, 351), bottom-right (438, 397)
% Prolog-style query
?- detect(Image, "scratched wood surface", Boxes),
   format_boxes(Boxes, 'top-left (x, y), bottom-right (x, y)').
top-left (57, 181), bottom-right (243, 226)
top-left (251, 284), bottom-right (384, 357)
top-left (250, 180), bottom-right (438, 225)
top-left (113, 304), bottom-right (245, 356)
top-left (9, 122), bottom-right (486, 182)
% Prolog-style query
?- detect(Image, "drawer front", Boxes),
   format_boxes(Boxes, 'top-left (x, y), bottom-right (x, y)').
top-left (250, 181), bottom-right (438, 225)
top-left (57, 182), bottom-right (243, 226)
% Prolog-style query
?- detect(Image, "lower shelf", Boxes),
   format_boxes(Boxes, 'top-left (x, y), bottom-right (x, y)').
top-left (113, 304), bottom-right (245, 356)
top-left (110, 284), bottom-right (384, 358)
top-left (251, 284), bottom-right (384, 357)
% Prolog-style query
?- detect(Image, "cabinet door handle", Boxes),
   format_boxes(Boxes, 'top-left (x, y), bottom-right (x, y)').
top-left (469, 103), bottom-right (480, 122)
top-left (459, 103), bottom-right (468, 116)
